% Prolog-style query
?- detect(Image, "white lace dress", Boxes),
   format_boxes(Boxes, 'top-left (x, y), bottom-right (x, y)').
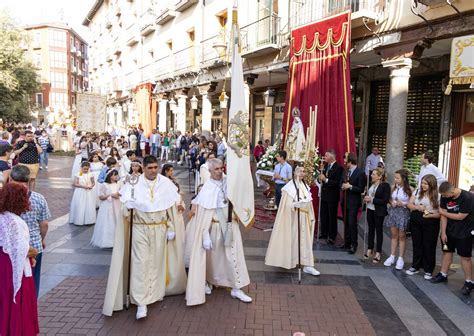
top-left (90, 183), bottom-right (121, 248)
top-left (69, 172), bottom-right (96, 225)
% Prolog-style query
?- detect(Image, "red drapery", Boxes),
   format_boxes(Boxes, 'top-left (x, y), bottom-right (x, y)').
top-left (283, 12), bottom-right (355, 163)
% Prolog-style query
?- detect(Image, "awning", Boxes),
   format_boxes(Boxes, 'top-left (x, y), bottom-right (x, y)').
top-left (446, 34), bottom-right (474, 95)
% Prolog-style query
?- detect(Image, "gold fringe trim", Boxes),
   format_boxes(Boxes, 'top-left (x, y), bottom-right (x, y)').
top-left (444, 76), bottom-right (474, 95)
top-left (292, 22), bottom-right (348, 56)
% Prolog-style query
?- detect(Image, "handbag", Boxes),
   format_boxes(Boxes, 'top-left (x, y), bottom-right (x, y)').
top-left (47, 143), bottom-right (54, 153)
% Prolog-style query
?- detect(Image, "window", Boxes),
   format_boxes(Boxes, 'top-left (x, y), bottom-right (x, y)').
top-left (70, 56), bottom-right (75, 69)
top-left (50, 51), bottom-right (67, 68)
top-left (71, 76), bottom-right (75, 88)
top-left (50, 72), bottom-right (67, 89)
top-left (33, 32), bottom-right (41, 48)
top-left (50, 92), bottom-right (67, 107)
top-left (36, 93), bottom-right (43, 108)
top-left (34, 53), bottom-right (42, 67)
top-left (49, 30), bottom-right (66, 48)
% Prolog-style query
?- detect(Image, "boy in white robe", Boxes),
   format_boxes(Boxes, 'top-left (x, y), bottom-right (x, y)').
top-left (265, 166), bottom-right (320, 276)
top-left (102, 155), bottom-right (186, 319)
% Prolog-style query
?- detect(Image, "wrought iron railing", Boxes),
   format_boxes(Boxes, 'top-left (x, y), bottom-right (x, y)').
top-left (174, 45), bottom-right (197, 73)
top-left (240, 15), bottom-right (281, 54)
top-left (290, 0), bottom-right (385, 29)
top-left (200, 33), bottom-right (228, 65)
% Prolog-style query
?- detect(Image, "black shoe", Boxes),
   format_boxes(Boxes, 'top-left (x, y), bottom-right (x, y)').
top-left (430, 273), bottom-right (448, 284)
top-left (326, 238), bottom-right (335, 245)
top-left (318, 234), bottom-right (328, 239)
top-left (461, 281), bottom-right (472, 296)
top-left (336, 243), bottom-right (351, 249)
top-left (348, 246), bottom-right (357, 255)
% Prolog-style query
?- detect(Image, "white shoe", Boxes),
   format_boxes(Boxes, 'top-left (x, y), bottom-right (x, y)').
top-left (205, 283), bottom-right (212, 295)
top-left (424, 272), bottom-right (433, 280)
top-left (395, 257), bottom-right (404, 270)
top-left (136, 305), bottom-right (147, 320)
top-left (383, 255), bottom-right (395, 267)
top-left (303, 266), bottom-right (321, 276)
top-left (231, 289), bottom-right (252, 303)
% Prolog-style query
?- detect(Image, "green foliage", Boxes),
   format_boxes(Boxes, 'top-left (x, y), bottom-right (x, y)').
top-left (404, 155), bottom-right (422, 188)
top-left (0, 11), bottom-right (40, 123)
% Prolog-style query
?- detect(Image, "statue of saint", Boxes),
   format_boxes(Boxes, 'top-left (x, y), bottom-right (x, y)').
top-left (286, 107), bottom-right (306, 162)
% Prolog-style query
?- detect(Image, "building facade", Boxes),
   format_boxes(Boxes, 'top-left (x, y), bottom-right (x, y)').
top-left (83, 0), bottom-right (474, 189)
top-left (22, 23), bottom-right (89, 126)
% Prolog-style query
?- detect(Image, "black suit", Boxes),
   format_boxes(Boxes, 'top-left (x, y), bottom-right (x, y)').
top-left (340, 167), bottom-right (367, 249)
top-left (367, 182), bottom-right (391, 252)
top-left (320, 162), bottom-right (344, 240)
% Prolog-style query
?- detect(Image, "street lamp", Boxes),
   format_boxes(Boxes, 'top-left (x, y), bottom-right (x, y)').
top-left (263, 88), bottom-right (276, 107)
top-left (219, 91), bottom-right (229, 109)
top-left (190, 95), bottom-right (199, 110)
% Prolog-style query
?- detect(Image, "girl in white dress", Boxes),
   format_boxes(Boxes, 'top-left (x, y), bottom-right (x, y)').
top-left (71, 136), bottom-right (85, 180)
top-left (89, 152), bottom-right (104, 208)
top-left (69, 162), bottom-right (96, 225)
top-left (107, 147), bottom-right (122, 164)
top-left (123, 159), bottom-right (143, 184)
top-left (90, 169), bottom-right (121, 248)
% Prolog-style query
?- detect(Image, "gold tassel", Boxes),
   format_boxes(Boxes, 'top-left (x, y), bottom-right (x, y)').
top-left (444, 79), bottom-right (452, 95)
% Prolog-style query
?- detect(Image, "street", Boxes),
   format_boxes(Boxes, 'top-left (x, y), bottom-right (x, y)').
top-left (35, 155), bottom-right (473, 336)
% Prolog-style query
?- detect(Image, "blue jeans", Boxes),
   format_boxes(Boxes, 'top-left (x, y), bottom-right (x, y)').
top-left (151, 144), bottom-right (158, 157)
top-left (40, 151), bottom-right (48, 168)
top-left (33, 252), bottom-right (42, 298)
top-left (275, 183), bottom-right (285, 207)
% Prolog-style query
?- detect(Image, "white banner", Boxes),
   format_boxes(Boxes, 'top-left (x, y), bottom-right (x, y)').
top-left (76, 93), bottom-right (107, 132)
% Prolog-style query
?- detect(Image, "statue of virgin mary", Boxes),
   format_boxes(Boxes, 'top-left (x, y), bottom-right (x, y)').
top-left (285, 107), bottom-right (306, 161)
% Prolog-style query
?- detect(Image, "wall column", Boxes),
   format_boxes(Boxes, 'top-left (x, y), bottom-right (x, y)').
top-left (158, 98), bottom-right (168, 133)
top-left (177, 95), bottom-right (187, 133)
top-left (382, 58), bottom-right (416, 182)
top-left (201, 92), bottom-right (212, 134)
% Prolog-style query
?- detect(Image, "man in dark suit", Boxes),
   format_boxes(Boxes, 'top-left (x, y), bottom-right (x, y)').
top-left (339, 153), bottom-right (367, 254)
top-left (318, 149), bottom-right (344, 244)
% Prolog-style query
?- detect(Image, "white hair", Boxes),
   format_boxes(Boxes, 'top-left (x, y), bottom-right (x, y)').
top-left (207, 158), bottom-right (223, 171)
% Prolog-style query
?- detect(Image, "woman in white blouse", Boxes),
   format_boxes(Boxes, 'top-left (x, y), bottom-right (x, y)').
top-left (383, 169), bottom-right (412, 270)
top-left (406, 174), bottom-right (441, 280)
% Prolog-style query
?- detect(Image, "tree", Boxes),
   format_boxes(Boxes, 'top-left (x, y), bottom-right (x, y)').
top-left (0, 11), bottom-right (40, 123)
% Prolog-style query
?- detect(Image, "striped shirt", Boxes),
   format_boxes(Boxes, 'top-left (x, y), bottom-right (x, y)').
top-left (38, 136), bottom-right (50, 151)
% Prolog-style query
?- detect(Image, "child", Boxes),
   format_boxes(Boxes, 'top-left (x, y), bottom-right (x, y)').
top-left (108, 147), bottom-right (121, 163)
top-left (98, 157), bottom-right (118, 184)
top-left (89, 152), bottom-right (105, 208)
top-left (121, 150), bottom-right (136, 178)
top-left (91, 169), bottom-right (121, 248)
top-left (124, 159), bottom-right (143, 184)
top-left (69, 162), bottom-right (96, 226)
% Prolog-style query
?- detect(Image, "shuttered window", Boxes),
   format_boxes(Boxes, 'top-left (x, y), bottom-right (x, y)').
top-left (368, 76), bottom-right (443, 163)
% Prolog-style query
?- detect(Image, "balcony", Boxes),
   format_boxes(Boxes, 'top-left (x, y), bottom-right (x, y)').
top-left (112, 77), bottom-right (123, 91)
top-left (70, 45), bottom-right (77, 54)
top-left (174, 46), bottom-right (197, 74)
top-left (140, 63), bottom-right (154, 83)
top-left (200, 33), bottom-right (229, 67)
top-left (175, 0), bottom-right (198, 12)
top-left (113, 40), bottom-right (122, 54)
top-left (71, 66), bottom-right (77, 74)
top-left (140, 10), bottom-right (156, 36)
top-left (106, 49), bottom-right (113, 62)
top-left (290, 0), bottom-right (386, 29)
top-left (154, 55), bottom-right (174, 79)
top-left (105, 15), bottom-right (112, 28)
top-left (77, 50), bottom-right (82, 58)
top-left (124, 71), bottom-right (141, 90)
top-left (241, 15), bottom-right (281, 58)
top-left (126, 28), bottom-right (140, 46)
top-left (156, 7), bottom-right (177, 25)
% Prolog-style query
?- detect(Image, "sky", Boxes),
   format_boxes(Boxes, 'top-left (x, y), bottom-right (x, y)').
top-left (1, 0), bottom-right (95, 42)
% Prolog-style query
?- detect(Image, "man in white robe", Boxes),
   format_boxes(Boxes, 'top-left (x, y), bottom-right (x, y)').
top-left (186, 158), bottom-right (252, 306)
top-left (102, 155), bottom-right (186, 319)
top-left (265, 166), bottom-right (320, 276)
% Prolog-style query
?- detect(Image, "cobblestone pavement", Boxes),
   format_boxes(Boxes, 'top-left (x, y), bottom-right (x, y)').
top-left (36, 156), bottom-right (474, 336)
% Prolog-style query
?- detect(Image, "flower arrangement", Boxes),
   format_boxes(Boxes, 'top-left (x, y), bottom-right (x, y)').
top-left (301, 146), bottom-right (322, 186)
top-left (256, 144), bottom-right (278, 171)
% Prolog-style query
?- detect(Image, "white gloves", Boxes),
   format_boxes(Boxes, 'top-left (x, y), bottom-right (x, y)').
top-left (167, 231), bottom-right (176, 241)
top-left (203, 238), bottom-right (213, 250)
top-left (292, 201), bottom-right (306, 209)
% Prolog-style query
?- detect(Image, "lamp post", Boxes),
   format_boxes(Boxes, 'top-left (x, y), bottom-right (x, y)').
top-left (190, 95), bottom-right (199, 110)
top-left (169, 98), bottom-right (177, 113)
top-left (263, 88), bottom-right (276, 107)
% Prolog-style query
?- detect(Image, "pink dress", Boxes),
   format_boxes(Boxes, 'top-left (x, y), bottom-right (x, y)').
top-left (0, 212), bottom-right (39, 336)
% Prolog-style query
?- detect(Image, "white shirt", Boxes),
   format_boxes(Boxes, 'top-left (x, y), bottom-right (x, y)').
top-left (417, 163), bottom-right (446, 192)
top-left (150, 134), bottom-right (159, 145)
top-left (365, 153), bottom-right (383, 175)
top-left (391, 186), bottom-right (410, 206)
